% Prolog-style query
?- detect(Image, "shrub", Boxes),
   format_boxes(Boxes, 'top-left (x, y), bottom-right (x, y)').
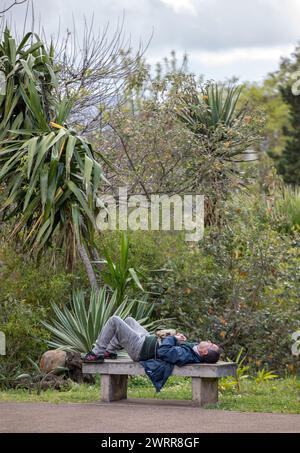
top-left (0, 240), bottom-right (82, 309)
top-left (0, 297), bottom-right (50, 388)
top-left (98, 192), bottom-right (300, 374)
top-left (270, 185), bottom-right (300, 234)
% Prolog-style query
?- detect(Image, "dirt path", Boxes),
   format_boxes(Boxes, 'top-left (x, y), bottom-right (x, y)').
top-left (0, 399), bottom-right (299, 433)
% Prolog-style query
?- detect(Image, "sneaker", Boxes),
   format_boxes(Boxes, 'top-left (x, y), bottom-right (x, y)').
top-left (104, 351), bottom-right (118, 360)
top-left (82, 351), bottom-right (104, 363)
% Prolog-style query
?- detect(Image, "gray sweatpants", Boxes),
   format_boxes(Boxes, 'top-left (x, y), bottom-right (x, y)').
top-left (92, 316), bottom-right (150, 361)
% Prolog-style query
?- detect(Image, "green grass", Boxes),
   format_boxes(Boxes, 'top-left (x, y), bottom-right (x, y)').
top-left (1, 376), bottom-right (300, 413)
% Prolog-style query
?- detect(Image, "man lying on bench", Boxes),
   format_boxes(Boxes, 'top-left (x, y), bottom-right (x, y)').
top-left (82, 316), bottom-right (220, 391)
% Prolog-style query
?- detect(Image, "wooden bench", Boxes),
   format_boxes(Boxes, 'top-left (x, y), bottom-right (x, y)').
top-left (83, 359), bottom-right (236, 407)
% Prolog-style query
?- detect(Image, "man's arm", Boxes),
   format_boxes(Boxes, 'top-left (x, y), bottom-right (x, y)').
top-left (157, 336), bottom-right (188, 365)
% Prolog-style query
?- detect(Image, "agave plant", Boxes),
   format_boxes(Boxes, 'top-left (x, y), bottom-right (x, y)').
top-left (0, 28), bottom-right (107, 282)
top-left (42, 287), bottom-right (161, 353)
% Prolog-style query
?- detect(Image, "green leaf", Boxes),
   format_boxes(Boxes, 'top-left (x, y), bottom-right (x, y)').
top-left (40, 165), bottom-right (49, 209)
top-left (66, 135), bottom-right (76, 178)
top-left (67, 180), bottom-right (96, 227)
top-left (84, 155), bottom-right (93, 194)
top-left (27, 136), bottom-right (39, 178)
top-left (8, 38), bottom-right (16, 65)
top-left (21, 41), bottom-right (44, 58)
top-left (129, 268), bottom-right (144, 291)
top-left (20, 59), bottom-right (36, 82)
top-left (16, 32), bottom-right (32, 53)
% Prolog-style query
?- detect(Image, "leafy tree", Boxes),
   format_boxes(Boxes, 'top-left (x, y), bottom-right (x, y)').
top-left (241, 78), bottom-right (290, 157)
top-left (96, 52), bottom-right (194, 198)
top-left (97, 54), bottom-right (263, 227)
top-left (277, 85), bottom-right (300, 186)
top-left (0, 28), bottom-right (106, 287)
top-left (176, 79), bottom-right (263, 224)
top-left (270, 45), bottom-right (300, 186)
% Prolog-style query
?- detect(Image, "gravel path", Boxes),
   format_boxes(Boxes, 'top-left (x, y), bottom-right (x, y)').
top-left (1, 399), bottom-right (300, 433)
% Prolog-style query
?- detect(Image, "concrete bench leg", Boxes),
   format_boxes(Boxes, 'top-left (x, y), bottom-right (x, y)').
top-left (192, 377), bottom-right (218, 407)
top-left (101, 374), bottom-right (128, 402)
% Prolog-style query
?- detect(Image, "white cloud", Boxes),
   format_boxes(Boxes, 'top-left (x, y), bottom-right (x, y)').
top-left (160, 0), bottom-right (198, 15)
top-left (193, 45), bottom-right (295, 66)
top-left (3, 0), bottom-right (300, 81)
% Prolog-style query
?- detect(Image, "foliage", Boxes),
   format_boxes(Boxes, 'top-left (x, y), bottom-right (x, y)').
top-left (96, 52), bottom-right (193, 197)
top-left (0, 362), bottom-right (21, 389)
top-left (99, 188), bottom-right (300, 374)
top-left (0, 297), bottom-right (50, 388)
top-left (0, 238), bottom-right (80, 308)
top-left (241, 79), bottom-right (290, 157)
top-left (101, 232), bottom-right (144, 304)
top-left (273, 45), bottom-right (300, 186)
top-left (270, 185), bottom-right (300, 233)
top-left (175, 80), bottom-right (263, 192)
top-left (0, 28), bottom-right (107, 275)
top-left (220, 351), bottom-right (278, 393)
top-left (0, 32), bottom-right (299, 389)
top-left (173, 80), bottom-right (263, 225)
top-left (178, 82), bottom-right (243, 129)
top-left (242, 45), bottom-right (300, 187)
top-left (98, 56), bottom-right (263, 212)
top-left (0, 238), bottom-right (86, 390)
top-left (255, 369), bottom-right (278, 385)
top-left (15, 358), bottom-right (70, 394)
top-left (42, 287), bottom-right (160, 353)
top-left (221, 348), bottom-right (250, 392)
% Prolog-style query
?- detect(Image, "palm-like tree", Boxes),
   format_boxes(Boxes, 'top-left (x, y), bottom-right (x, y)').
top-left (176, 81), bottom-right (260, 225)
top-left (0, 28), bottom-right (106, 286)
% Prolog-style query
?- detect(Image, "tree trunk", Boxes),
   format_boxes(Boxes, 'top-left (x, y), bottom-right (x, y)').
top-left (77, 241), bottom-right (98, 289)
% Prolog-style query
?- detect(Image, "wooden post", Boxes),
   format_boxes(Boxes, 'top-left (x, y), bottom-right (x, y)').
top-left (101, 374), bottom-right (128, 402)
top-left (192, 377), bottom-right (218, 407)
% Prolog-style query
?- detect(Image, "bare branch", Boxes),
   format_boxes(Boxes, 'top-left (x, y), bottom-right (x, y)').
top-left (0, 0), bottom-right (28, 15)
top-left (50, 16), bottom-right (151, 134)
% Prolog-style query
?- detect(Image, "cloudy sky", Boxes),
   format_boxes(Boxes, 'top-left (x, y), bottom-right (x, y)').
top-left (3, 0), bottom-right (300, 82)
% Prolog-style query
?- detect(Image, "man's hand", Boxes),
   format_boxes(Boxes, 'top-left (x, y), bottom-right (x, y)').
top-left (175, 333), bottom-right (187, 342)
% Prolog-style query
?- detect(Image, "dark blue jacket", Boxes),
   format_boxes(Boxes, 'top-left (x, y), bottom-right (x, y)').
top-left (140, 336), bottom-right (202, 392)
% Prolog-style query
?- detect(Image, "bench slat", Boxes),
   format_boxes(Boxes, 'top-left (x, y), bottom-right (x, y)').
top-left (83, 360), bottom-right (236, 378)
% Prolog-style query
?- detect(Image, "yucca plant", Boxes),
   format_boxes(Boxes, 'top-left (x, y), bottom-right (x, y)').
top-left (176, 80), bottom-right (261, 225)
top-left (178, 82), bottom-right (244, 133)
top-left (0, 28), bottom-right (107, 285)
top-left (42, 287), bottom-right (161, 353)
